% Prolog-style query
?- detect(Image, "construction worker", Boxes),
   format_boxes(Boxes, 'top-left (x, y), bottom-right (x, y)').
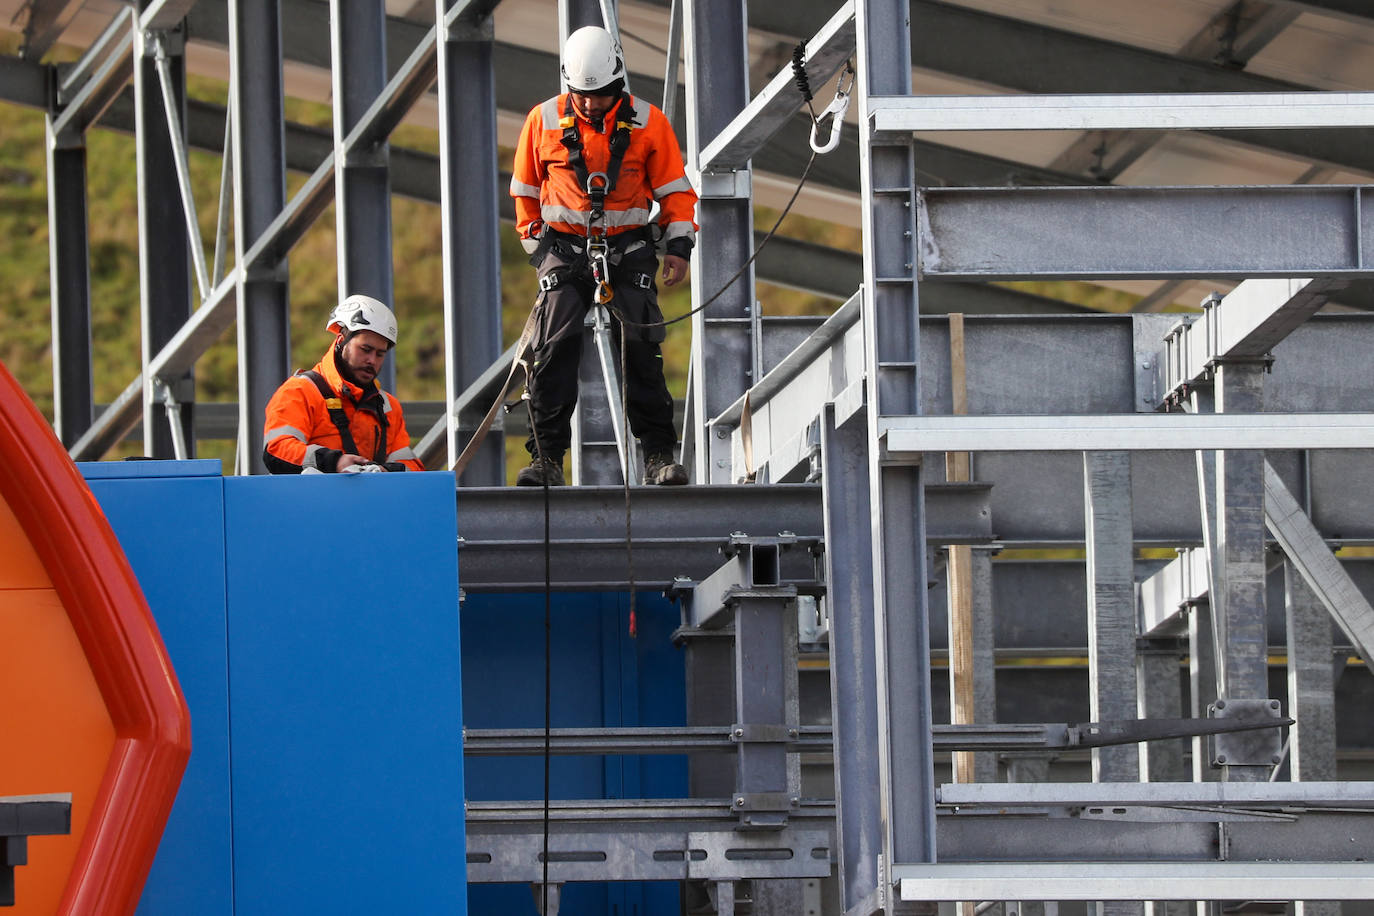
top-left (262, 294), bottom-right (423, 474)
top-left (510, 24), bottom-right (698, 487)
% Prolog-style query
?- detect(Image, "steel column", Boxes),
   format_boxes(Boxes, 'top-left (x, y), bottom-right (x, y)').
top-left (859, 0), bottom-right (935, 901)
top-left (685, 0), bottom-right (756, 482)
top-left (1188, 601), bottom-right (1219, 784)
top-left (1213, 362), bottom-right (1272, 782)
top-left (1284, 560), bottom-right (1338, 782)
top-left (437, 3), bottom-right (503, 481)
top-left (330, 0), bottom-right (394, 392)
top-left (1084, 451), bottom-right (1139, 784)
top-left (1137, 640), bottom-right (1188, 783)
top-left (820, 404), bottom-right (881, 913)
top-left (134, 19), bottom-right (194, 458)
top-left (230, 0), bottom-right (290, 475)
top-left (45, 119), bottom-right (93, 447)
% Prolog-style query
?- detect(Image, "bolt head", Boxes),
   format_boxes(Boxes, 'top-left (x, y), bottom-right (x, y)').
top-left (1215, 699), bottom-right (1226, 710)
top-left (1217, 754), bottom-right (1228, 764)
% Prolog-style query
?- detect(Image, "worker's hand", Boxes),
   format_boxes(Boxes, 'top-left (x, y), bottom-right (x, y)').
top-left (336, 454), bottom-right (374, 472)
top-left (661, 254), bottom-right (690, 288)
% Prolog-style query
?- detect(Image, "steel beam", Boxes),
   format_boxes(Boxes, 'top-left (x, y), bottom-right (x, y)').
top-left (1265, 462), bottom-right (1374, 664)
top-left (45, 117), bottom-right (93, 447)
top-left (881, 413), bottom-right (1374, 454)
top-left (331, 0), bottom-right (395, 391)
top-left (894, 862), bottom-right (1374, 902)
top-left (230, 0), bottom-right (290, 475)
top-left (454, 481), bottom-right (989, 591)
top-left (48, 10), bottom-right (134, 146)
top-left (685, 0), bottom-right (758, 482)
top-left (1285, 561), bottom-right (1339, 783)
top-left (436, 5), bottom-right (502, 480)
top-left (1084, 451), bottom-right (1139, 783)
top-left (135, 22), bottom-right (195, 459)
top-left (819, 404), bottom-right (882, 914)
top-left (698, 1), bottom-right (855, 172)
top-left (918, 186), bottom-right (1374, 281)
top-left (1157, 278), bottom-right (1344, 405)
top-left (871, 92), bottom-right (1374, 134)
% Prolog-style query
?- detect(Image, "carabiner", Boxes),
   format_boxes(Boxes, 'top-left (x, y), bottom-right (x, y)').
top-left (809, 64), bottom-right (853, 155)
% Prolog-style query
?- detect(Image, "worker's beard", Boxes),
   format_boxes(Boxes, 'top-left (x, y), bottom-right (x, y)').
top-left (335, 337), bottom-right (375, 387)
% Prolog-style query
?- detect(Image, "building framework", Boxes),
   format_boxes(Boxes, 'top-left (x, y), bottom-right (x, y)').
top-left (4, 0), bottom-right (1374, 913)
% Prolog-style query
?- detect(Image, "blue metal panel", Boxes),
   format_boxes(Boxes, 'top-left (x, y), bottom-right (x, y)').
top-left (461, 591), bottom-right (685, 914)
top-left (80, 461), bottom-right (233, 916)
top-left (223, 472), bottom-right (465, 913)
top-left (79, 458), bottom-right (223, 479)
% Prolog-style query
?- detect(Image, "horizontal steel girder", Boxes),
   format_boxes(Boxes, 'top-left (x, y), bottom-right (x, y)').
top-left (871, 92), bottom-right (1374, 134)
top-left (880, 413), bottom-right (1374, 454)
top-left (893, 861), bottom-right (1374, 901)
top-left (918, 186), bottom-right (1374, 280)
top-left (454, 483), bottom-right (992, 591)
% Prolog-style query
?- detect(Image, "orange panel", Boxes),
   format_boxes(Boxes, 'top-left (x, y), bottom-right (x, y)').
top-left (0, 489), bottom-right (50, 589)
top-left (0, 586), bottom-right (115, 915)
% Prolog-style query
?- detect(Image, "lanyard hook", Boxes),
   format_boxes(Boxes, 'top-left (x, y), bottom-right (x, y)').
top-left (809, 62), bottom-right (853, 155)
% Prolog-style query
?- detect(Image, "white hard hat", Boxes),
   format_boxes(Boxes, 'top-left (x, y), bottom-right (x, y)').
top-left (561, 26), bottom-right (625, 92)
top-left (326, 293), bottom-right (398, 345)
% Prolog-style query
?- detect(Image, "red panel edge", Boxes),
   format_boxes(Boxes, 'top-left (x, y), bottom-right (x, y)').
top-left (0, 361), bottom-right (191, 916)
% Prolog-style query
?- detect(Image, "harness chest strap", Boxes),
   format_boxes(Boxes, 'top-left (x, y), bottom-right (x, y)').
top-left (559, 92), bottom-right (636, 218)
top-left (298, 369), bottom-right (388, 463)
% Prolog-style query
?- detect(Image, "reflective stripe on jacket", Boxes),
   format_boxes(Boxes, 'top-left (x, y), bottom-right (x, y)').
top-left (510, 93), bottom-right (698, 245)
top-left (262, 344), bottom-right (424, 473)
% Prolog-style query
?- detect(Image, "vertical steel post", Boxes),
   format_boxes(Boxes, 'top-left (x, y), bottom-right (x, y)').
top-left (1084, 450), bottom-right (1140, 784)
top-left (1187, 601), bottom-right (1220, 784)
top-left (437, 3), bottom-right (504, 482)
top-left (1213, 362), bottom-right (1271, 782)
top-left (1137, 640), bottom-right (1188, 782)
top-left (135, 18), bottom-right (194, 458)
top-left (46, 119), bottom-right (93, 447)
top-left (684, 0), bottom-right (755, 483)
top-left (968, 547), bottom-right (998, 784)
top-left (858, 0), bottom-right (935, 900)
top-left (230, 0), bottom-right (289, 475)
top-left (331, 0), bottom-right (394, 392)
top-left (1284, 560), bottom-right (1338, 781)
top-left (820, 403), bottom-right (882, 912)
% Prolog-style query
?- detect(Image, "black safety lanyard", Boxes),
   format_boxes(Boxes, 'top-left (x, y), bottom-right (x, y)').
top-left (559, 93), bottom-right (636, 223)
top-left (298, 369), bottom-right (388, 462)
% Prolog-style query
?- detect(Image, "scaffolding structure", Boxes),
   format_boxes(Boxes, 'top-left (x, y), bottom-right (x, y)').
top-left (6, 0), bottom-right (1374, 913)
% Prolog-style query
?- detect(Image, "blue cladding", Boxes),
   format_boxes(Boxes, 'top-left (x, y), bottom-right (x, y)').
top-left (462, 591), bottom-right (686, 915)
top-left (83, 463), bottom-right (234, 916)
top-left (82, 463), bottom-right (466, 914)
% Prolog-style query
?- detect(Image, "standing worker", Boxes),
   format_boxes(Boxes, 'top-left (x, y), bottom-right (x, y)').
top-left (510, 24), bottom-right (698, 487)
top-left (262, 294), bottom-right (423, 474)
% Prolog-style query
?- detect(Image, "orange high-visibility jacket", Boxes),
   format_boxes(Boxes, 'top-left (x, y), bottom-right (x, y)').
top-left (262, 344), bottom-right (423, 473)
top-left (510, 93), bottom-right (698, 247)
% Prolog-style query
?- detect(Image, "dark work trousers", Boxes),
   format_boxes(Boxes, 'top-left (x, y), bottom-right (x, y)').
top-left (524, 244), bottom-right (677, 461)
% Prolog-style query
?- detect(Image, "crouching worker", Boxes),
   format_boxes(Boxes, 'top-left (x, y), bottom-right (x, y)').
top-left (263, 294), bottom-right (423, 474)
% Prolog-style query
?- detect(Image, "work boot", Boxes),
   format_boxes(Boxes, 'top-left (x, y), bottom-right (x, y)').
top-left (516, 456), bottom-right (565, 487)
top-left (644, 452), bottom-right (688, 486)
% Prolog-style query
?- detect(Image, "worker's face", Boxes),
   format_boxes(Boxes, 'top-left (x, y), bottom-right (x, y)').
top-left (570, 90), bottom-right (617, 121)
top-left (340, 329), bottom-right (390, 384)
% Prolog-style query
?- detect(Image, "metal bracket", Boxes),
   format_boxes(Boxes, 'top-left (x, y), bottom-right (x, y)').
top-left (697, 169), bottom-right (751, 200)
top-left (1209, 697), bottom-right (1285, 767)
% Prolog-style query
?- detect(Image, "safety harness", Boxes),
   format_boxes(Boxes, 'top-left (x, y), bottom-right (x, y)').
top-left (297, 368), bottom-right (388, 463)
top-left (559, 92), bottom-right (639, 303)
